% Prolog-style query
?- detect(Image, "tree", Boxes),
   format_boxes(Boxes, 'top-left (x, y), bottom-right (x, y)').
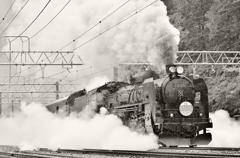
top-left (206, 0), bottom-right (240, 51)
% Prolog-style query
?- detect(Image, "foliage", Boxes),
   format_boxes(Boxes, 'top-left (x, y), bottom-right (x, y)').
top-left (162, 0), bottom-right (240, 116)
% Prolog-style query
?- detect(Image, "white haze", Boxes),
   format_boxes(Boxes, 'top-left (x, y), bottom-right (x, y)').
top-left (209, 110), bottom-right (240, 147)
top-left (0, 0), bottom-right (178, 149)
top-left (0, 102), bottom-right (158, 150)
top-left (0, 0), bottom-right (180, 109)
top-left (86, 76), bottom-right (110, 91)
top-left (1, 0), bottom-right (179, 78)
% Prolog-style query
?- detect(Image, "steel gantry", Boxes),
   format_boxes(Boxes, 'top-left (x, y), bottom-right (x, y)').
top-left (0, 51), bottom-right (83, 66)
top-left (176, 51), bottom-right (240, 66)
top-left (0, 50), bottom-right (83, 115)
top-left (0, 36), bottom-right (85, 115)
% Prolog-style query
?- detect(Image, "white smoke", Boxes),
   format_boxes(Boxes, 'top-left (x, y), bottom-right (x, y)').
top-left (0, 102), bottom-right (158, 150)
top-left (1, 0), bottom-right (179, 76)
top-left (86, 76), bottom-right (110, 91)
top-left (0, 0), bottom-right (180, 125)
top-left (209, 110), bottom-right (240, 147)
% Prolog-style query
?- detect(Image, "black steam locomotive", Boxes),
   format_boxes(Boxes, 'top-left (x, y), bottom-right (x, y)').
top-left (45, 65), bottom-right (212, 146)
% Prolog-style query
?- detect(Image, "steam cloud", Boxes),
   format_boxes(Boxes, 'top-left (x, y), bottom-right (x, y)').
top-left (86, 76), bottom-right (110, 91)
top-left (0, 0), bottom-right (178, 149)
top-left (0, 0), bottom-right (180, 110)
top-left (1, 0), bottom-right (179, 74)
top-left (209, 110), bottom-right (240, 147)
top-left (0, 102), bottom-right (158, 150)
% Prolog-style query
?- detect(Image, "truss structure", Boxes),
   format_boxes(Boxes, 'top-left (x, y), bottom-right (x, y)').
top-left (176, 51), bottom-right (240, 66)
top-left (2, 50), bottom-right (240, 114)
top-left (0, 83), bottom-right (80, 92)
top-left (0, 50), bottom-right (84, 114)
top-left (0, 51), bottom-right (83, 66)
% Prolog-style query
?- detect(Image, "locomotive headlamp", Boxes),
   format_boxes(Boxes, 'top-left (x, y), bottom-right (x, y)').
top-left (199, 113), bottom-right (203, 117)
top-left (179, 101), bottom-right (193, 116)
top-left (170, 113), bottom-right (174, 118)
top-left (176, 66), bottom-right (184, 74)
top-left (169, 66), bottom-right (176, 73)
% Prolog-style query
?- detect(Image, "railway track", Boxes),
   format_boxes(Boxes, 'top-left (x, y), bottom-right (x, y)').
top-left (158, 147), bottom-right (240, 151)
top-left (0, 147), bottom-right (240, 158)
top-left (57, 148), bottom-right (240, 157)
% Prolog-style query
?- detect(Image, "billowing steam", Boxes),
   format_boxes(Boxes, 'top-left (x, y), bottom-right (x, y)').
top-left (1, 0), bottom-right (179, 73)
top-left (0, 102), bottom-right (158, 150)
top-left (0, 1), bottom-right (178, 149)
top-left (209, 110), bottom-right (240, 147)
top-left (0, 0), bottom-right (180, 111)
top-left (86, 76), bottom-right (110, 91)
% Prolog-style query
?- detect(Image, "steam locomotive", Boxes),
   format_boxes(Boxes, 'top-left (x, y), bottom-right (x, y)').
top-left (45, 65), bottom-right (212, 146)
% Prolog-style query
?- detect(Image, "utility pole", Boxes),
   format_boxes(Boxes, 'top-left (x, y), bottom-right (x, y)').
top-left (56, 82), bottom-right (59, 100)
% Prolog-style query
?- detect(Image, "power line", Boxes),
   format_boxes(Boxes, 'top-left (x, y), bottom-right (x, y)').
top-left (0, 0), bottom-right (30, 36)
top-left (0, 0), bottom-right (16, 26)
top-left (11, 0), bottom-right (131, 82)
top-left (26, 0), bottom-right (71, 41)
top-left (68, 66), bottom-right (114, 83)
top-left (73, 0), bottom-right (158, 51)
top-left (8, 0), bottom-right (158, 88)
top-left (51, 1), bottom-right (158, 63)
top-left (7, 67), bottom-right (92, 90)
top-left (11, 0), bottom-right (52, 42)
top-left (58, 0), bottom-right (130, 51)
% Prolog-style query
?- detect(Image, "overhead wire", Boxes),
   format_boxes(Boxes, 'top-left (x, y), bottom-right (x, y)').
top-left (8, 0), bottom-right (240, 91)
top-left (4, 0), bottom-right (214, 87)
top-left (0, 0), bottom-right (30, 36)
top-left (33, 66), bottom-right (92, 83)
top-left (3, 0), bottom-right (238, 101)
top-left (0, 0), bottom-right (16, 26)
top-left (11, 0), bottom-right (52, 42)
top-left (25, 0), bottom-right (72, 41)
top-left (73, 0), bottom-right (158, 51)
top-left (11, 0), bottom-right (131, 84)
top-left (8, 66), bottom-right (92, 91)
top-left (58, 0), bottom-right (130, 51)
top-left (50, 0), bottom-right (158, 63)
top-left (68, 66), bottom-right (115, 83)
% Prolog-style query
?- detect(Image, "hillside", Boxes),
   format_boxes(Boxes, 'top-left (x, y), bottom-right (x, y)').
top-left (162, 0), bottom-right (240, 116)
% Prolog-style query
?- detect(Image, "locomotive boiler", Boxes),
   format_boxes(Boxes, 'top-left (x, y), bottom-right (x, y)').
top-left (45, 65), bottom-right (212, 146)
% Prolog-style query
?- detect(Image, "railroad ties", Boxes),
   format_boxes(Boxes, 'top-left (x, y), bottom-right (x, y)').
top-left (1, 146), bottom-right (240, 158)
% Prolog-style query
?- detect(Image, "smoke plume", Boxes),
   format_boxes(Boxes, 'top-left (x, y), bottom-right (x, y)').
top-left (209, 110), bottom-right (240, 147)
top-left (0, 0), bottom-right (179, 115)
top-left (86, 76), bottom-right (110, 91)
top-left (1, 0), bottom-right (179, 74)
top-left (0, 102), bottom-right (158, 150)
